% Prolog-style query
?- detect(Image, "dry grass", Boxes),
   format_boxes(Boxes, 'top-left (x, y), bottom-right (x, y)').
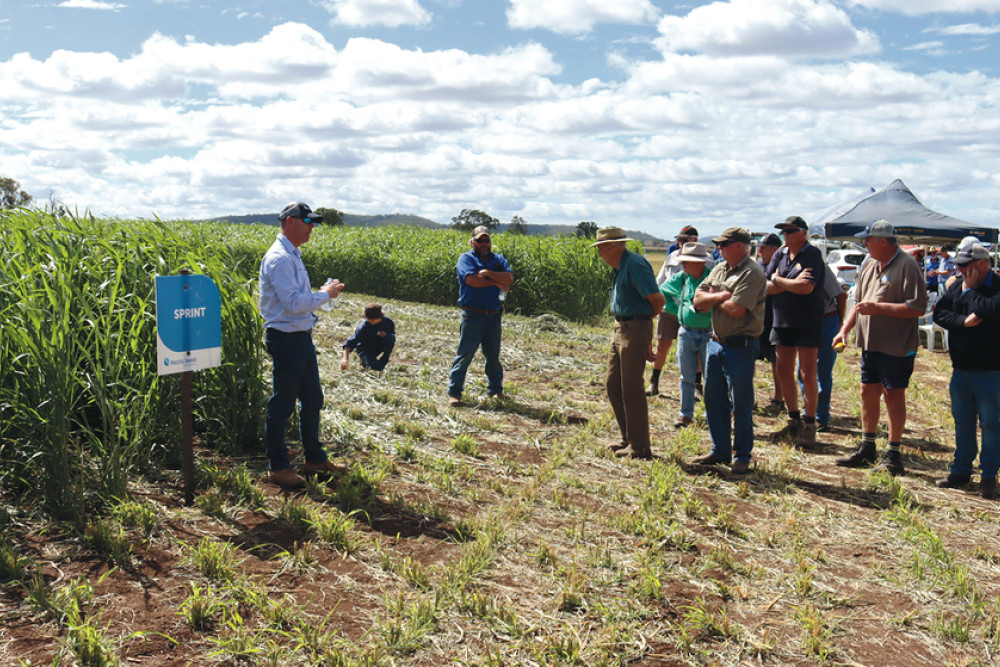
top-left (2, 293), bottom-right (998, 666)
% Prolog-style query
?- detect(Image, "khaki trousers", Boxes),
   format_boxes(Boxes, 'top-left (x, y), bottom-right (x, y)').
top-left (605, 319), bottom-right (654, 452)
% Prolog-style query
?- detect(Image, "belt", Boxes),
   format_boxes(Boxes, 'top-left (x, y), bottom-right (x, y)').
top-left (462, 305), bottom-right (501, 316)
top-left (614, 314), bottom-right (652, 322)
top-left (683, 326), bottom-right (712, 332)
top-left (824, 312), bottom-right (840, 319)
top-left (711, 333), bottom-right (752, 348)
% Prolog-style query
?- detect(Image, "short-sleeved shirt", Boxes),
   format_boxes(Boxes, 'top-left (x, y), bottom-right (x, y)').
top-left (456, 250), bottom-right (512, 310)
top-left (610, 250), bottom-right (660, 317)
top-left (699, 254), bottom-right (767, 339)
top-left (855, 248), bottom-right (928, 356)
top-left (821, 265), bottom-right (843, 317)
top-left (766, 242), bottom-right (825, 330)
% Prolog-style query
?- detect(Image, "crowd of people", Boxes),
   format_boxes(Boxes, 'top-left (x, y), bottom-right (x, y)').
top-left (256, 200), bottom-right (997, 500)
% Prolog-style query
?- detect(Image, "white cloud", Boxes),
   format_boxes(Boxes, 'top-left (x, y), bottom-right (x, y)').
top-left (56, 0), bottom-right (125, 9)
top-left (315, 0), bottom-right (432, 28)
top-left (930, 23), bottom-right (1000, 35)
top-left (506, 0), bottom-right (659, 35)
top-left (3, 18), bottom-right (1000, 234)
top-left (905, 40), bottom-right (945, 51)
top-left (656, 0), bottom-right (879, 58)
top-left (846, 0), bottom-right (1000, 14)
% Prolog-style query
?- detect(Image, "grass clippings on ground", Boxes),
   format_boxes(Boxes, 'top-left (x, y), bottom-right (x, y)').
top-left (2, 294), bottom-right (999, 666)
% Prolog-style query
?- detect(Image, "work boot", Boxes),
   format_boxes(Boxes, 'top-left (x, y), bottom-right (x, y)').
top-left (267, 468), bottom-right (306, 489)
top-left (835, 441), bottom-right (876, 468)
top-left (872, 449), bottom-right (905, 476)
top-left (674, 416), bottom-right (693, 429)
top-left (692, 453), bottom-right (730, 466)
top-left (981, 477), bottom-right (997, 500)
top-left (796, 421), bottom-right (817, 448)
top-left (615, 444), bottom-right (652, 460)
top-left (769, 418), bottom-right (803, 442)
top-left (935, 473), bottom-right (971, 489)
top-left (645, 379), bottom-right (659, 397)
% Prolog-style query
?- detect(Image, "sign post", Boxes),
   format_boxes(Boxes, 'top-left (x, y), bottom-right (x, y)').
top-left (155, 271), bottom-right (222, 505)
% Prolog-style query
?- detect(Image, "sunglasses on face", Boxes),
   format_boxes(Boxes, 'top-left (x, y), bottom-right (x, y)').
top-left (474, 237), bottom-right (491, 244)
top-left (781, 228), bottom-right (802, 235)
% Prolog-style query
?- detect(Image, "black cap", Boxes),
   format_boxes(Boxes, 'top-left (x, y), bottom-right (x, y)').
top-left (775, 215), bottom-right (807, 232)
top-left (676, 225), bottom-right (699, 239)
top-left (760, 233), bottom-right (782, 247)
top-left (278, 201), bottom-right (324, 223)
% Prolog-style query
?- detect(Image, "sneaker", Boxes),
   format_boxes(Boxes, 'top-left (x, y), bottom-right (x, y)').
top-left (674, 416), bottom-right (693, 429)
top-left (769, 418), bottom-right (803, 442)
top-left (872, 450), bottom-right (905, 476)
top-left (692, 453), bottom-right (730, 466)
top-left (981, 477), bottom-right (997, 500)
top-left (448, 395), bottom-right (463, 408)
top-left (267, 468), bottom-right (306, 489)
top-left (795, 421), bottom-right (817, 448)
top-left (835, 443), bottom-right (876, 468)
top-left (935, 473), bottom-right (971, 489)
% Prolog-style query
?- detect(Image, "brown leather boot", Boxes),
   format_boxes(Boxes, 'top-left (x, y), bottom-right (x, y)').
top-left (615, 444), bottom-right (652, 460)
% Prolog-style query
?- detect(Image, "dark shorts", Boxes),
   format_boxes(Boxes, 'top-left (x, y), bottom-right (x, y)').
top-left (861, 351), bottom-right (915, 389)
top-left (770, 326), bottom-right (821, 348)
top-left (655, 312), bottom-right (680, 340)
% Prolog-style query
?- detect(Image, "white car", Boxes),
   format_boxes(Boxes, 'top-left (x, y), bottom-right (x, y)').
top-left (826, 248), bottom-right (867, 288)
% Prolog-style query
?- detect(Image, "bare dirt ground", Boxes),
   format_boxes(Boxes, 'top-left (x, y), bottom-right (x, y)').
top-left (2, 294), bottom-right (998, 666)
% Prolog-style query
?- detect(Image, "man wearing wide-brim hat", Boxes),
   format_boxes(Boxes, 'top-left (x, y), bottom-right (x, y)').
top-left (692, 227), bottom-right (766, 474)
top-left (592, 227), bottom-right (666, 459)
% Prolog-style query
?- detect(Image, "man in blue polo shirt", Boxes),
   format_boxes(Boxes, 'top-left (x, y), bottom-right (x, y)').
top-left (448, 225), bottom-right (513, 407)
top-left (259, 201), bottom-right (345, 488)
top-left (593, 227), bottom-right (666, 459)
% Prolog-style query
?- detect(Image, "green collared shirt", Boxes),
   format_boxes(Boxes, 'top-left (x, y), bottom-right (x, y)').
top-left (610, 250), bottom-right (660, 316)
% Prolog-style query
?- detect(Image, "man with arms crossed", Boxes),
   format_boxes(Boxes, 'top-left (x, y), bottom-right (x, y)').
top-left (259, 202), bottom-right (345, 488)
top-left (766, 216), bottom-right (825, 447)
top-left (833, 220), bottom-right (927, 475)
top-left (932, 244), bottom-right (1000, 499)
top-left (593, 227), bottom-right (666, 460)
top-left (448, 226), bottom-right (513, 406)
top-left (692, 227), bottom-right (766, 473)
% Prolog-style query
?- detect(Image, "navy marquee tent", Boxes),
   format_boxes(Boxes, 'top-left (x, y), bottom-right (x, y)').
top-left (812, 179), bottom-right (998, 245)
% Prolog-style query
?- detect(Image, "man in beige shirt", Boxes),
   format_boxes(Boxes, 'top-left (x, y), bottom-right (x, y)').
top-left (692, 227), bottom-right (767, 473)
top-left (833, 220), bottom-right (928, 475)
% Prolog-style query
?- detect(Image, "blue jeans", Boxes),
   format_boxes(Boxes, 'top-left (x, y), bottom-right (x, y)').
top-left (265, 329), bottom-right (327, 472)
top-left (704, 338), bottom-right (758, 463)
top-left (448, 310), bottom-right (503, 397)
top-left (949, 369), bottom-right (1000, 479)
top-left (357, 333), bottom-right (396, 371)
top-left (799, 315), bottom-right (840, 425)
top-left (677, 327), bottom-right (710, 419)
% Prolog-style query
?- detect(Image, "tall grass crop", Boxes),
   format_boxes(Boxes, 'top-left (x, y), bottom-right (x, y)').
top-left (200, 222), bottom-right (616, 321)
top-left (0, 211), bottom-right (266, 519)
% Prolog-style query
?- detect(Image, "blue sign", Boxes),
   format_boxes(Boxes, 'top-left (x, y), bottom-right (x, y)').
top-left (156, 274), bottom-right (222, 375)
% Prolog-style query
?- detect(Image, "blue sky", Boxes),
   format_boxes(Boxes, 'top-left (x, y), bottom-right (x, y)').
top-left (2, 0), bottom-right (999, 239)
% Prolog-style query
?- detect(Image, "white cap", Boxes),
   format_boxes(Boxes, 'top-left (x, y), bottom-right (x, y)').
top-left (957, 235), bottom-right (981, 251)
